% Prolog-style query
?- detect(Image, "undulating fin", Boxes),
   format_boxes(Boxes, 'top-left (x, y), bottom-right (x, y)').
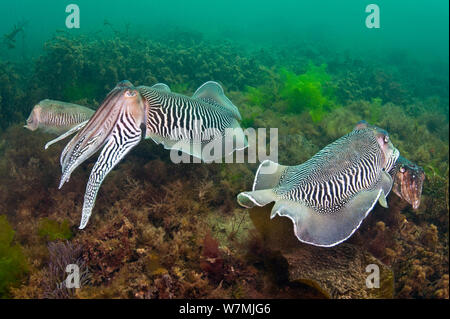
top-left (271, 188), bottom-right (382, 247)
top-left (237, 189), bottom-right (277, 209)
top-left (151, 83), bottom-right (171, 93)
top-left (79, 113), bottom-right (142, 229)
top-left (378, 192), bottom-right (388, 208)
top-left (45, 120), bottom-right (89, 150)
top-left (192, 81), bottom-right (242, 120)
top-left (223, 117), bottom-right (248, 155)
top-left (139, 83), bottom-right (247, 162)
top-left (147, 120), bottom-right (247, 162)
top-left (146, 132), bottom-right (205, 160)
top-left (252, 160), bottom-right (288, 191)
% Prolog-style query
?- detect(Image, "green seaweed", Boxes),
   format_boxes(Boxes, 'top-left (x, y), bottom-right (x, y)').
top-left (278, 62), bottom-right (338, 122)
top-left (38, 218), bottom-right (73, 241)
top-left (241, 85), bottom-right (271, 127)
top-left (0, 215), bottom-right (28, 297)
top-left (245, 85), bottom-right (270, 106)
top-left (368, 97), bottom-right (383, 124)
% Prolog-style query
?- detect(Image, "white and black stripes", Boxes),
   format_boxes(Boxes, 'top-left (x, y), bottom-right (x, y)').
top-left (274, 129), bottom-right (384, 214)
top-left (58, 81), bottom-right (245, 229)
top-left (80, 103), bottom-right (142, 229)
top-left (139, 86), bottom-right (235, 144)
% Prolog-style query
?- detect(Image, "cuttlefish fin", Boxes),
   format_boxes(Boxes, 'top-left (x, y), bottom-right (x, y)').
top-left (147, 132), bottom-right (204, 161)
top-left (79, 116), bottom-right (142, 229)
top-left (192, 81), bottom-right (242, 120)
top-left (151, 83), bottom-right (171, 93)
top-left (237, 189), bottom-right (277, 209)
top-left (269, 188), bottom-right (382, 247)
top-left (252, 159), bottom-right (288, 191)
top-left (44, 120), bottom-right (89, 150)
top-left (237, 168), bottom-right (392, 247)
top-left (147, 118), bottom-right (247, 163)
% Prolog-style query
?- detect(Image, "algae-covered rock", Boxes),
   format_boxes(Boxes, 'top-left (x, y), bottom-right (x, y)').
top-left (248, 205), bottom-right (394, 299)
top-left (285, 244), bottom-right (394, 299)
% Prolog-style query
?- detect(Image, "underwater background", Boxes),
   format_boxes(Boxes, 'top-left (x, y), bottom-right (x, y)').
top-left (0, 0), bottom-right (448, 299)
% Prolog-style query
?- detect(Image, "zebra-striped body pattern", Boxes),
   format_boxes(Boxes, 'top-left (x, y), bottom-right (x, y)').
top-left (139, 86), bottom-right (236, 145)
top-left (276, 129), bottom-right (388, 214)
top-left (237, 122), bottom-right (400, 247)
top-left (55, 80), bottom-right (245, 229)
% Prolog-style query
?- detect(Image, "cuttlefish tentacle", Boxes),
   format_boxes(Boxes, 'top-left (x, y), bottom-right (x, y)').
top-left (80, 105), bottom-right (143, 228)
top-left (58, 81), bottom-right (146, 228)
top-left (45, 119), bottom-right (89, 150)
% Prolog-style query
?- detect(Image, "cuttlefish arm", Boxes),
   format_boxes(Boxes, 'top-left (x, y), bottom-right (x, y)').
top-left (44, 120), bottom-right (89, 150)
top-left (80, 109), bottom-right (142, 228)
top-left (58, 81), bottom-right (146, 229)
top-left (59, 81), bottom-right (139, 188)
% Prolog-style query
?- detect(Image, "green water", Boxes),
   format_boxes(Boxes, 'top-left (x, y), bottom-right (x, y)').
top-left (1, 0), bottom-right (448, 59)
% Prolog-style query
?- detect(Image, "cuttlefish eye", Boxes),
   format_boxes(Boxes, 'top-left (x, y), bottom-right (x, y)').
top-left (383, 135), bottom-right (389, 143)
top-left (400, 166), bottom-right (406, 173)
top-left (124, 90), bottom-right (137, 98)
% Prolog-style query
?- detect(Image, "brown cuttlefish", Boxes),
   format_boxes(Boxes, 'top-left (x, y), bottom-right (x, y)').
top-left (388, 155), bottom-right (425, 210)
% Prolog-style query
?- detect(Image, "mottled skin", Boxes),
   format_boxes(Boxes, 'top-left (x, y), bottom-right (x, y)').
top-left (390, 156), bottom-right (425, 209)
top-left (25, 99), bottom-right (95, 134)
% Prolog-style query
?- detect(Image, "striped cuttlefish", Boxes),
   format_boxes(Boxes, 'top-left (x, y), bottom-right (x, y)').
top-left (26, 90), bottom-right (423, 246)
top-left (237, 120), bottom-right (425, 247)
top-left (26, 81), bottom-right (248, 229)
top-left (237, 121), bottom-right (402, 247)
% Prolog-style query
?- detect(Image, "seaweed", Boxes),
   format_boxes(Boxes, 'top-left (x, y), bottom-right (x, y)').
top-left (0, 29), bottom-right (448, 299)
top-left (38, 218), bottom-right (73, 241)
top-left (200, 233), bottom-right (224, 283)
top-left (43, 241), bottom-right (90, 299)
top-left (0, 215), bottom-right (29, 297)
top-left (278, 63), bottom-right (338, 122)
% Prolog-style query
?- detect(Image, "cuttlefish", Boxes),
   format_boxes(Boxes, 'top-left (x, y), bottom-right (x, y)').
top-left (388, 155), bottom-right (425, 209)
top-left (237, 121), bottom-right (400, 247)
top-left (24, 99), bottom-right (94, 136)
top-left (49, 80), bottom-right (247, 229)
